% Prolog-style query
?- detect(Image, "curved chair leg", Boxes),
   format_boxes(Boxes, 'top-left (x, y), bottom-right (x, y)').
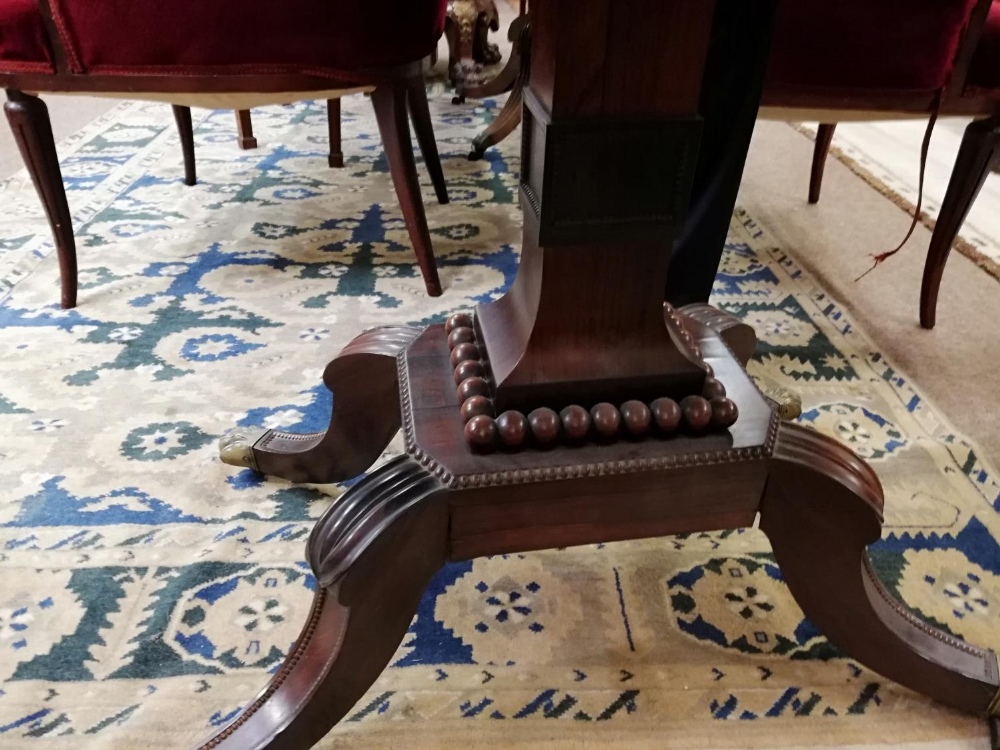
top-left (219, 326), bottom-right (420, 483)
top-left (809, 123), bottom-right (835, 204)
top-left (327, 99), bottom-right (344, 168)
top-left (4, 90), bottom-right (78, 309)
top-left (761, 422), bottom-right (1000, 717)
top-left (236, 109), bottom-right (258, 150)
top-left (194, 457), bottom-right (448, 750)
top-left (920, 115), bottom-right (1000, 329)
top-left (406, 78), bottom-right (449, 205)
top-left (172, 105), bottom-right (197, 186)
top-left (468, 18), bottom-right (530, 161)
top-left (370, 85), bottom-right (443, 297)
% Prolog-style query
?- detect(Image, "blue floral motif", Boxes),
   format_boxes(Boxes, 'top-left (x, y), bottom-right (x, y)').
top-left (180, 333), bottom-right (264, 362)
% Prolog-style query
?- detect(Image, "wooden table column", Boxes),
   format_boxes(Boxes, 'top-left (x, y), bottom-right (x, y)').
top-left (476, 0), bottom-right (717, 413)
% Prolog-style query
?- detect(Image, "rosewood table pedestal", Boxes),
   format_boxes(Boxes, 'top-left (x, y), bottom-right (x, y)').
top-left (199, 1), bottom-right (1000, 747)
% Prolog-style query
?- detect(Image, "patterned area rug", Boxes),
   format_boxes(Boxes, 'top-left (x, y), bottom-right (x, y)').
top-left (1, 91), bottom-right (999, 750)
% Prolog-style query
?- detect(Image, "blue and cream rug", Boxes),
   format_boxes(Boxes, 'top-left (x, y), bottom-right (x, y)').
top-left (0, 90), bottom-right (998, 749)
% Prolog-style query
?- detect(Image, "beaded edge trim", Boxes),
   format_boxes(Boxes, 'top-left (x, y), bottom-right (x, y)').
top-left (400, 351), bottom-right (780, 490)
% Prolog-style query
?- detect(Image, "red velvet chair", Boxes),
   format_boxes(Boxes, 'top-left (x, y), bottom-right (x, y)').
top-left (0, 0), bottom-right (450, 307)
top-left (761, 0), bottom-right (1000, 328)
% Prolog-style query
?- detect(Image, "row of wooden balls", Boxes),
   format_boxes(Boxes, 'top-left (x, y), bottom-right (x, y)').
top-left (461, 396), bottom-right (739, 449)
top-left (444, 311), bottom-right (739, 448)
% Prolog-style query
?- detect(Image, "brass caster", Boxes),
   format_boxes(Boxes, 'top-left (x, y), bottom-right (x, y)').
top-left (218, 426), bottom-right (268, 470)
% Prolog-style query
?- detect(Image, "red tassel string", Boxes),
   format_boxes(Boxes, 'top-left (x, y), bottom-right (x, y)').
top-left (855, 91), bottom-right (942, 282)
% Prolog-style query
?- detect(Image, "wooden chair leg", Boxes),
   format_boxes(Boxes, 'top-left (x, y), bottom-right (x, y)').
top-left (920, 115), bottom-right (1000, 329)
top-left (235, 109), bottom-right (257, 149)
top-left (171, 105), bottom-right (197, 186)
top-left (809, 123), bottom-right (835, 204)
top-left (327, 98), bottom-right (344, 168)
top-left (370, 84), bottom-right (443, 297)
top-left (4, 90), bottom-right (77, 309)
top-left (406, 78), bottom-right (449, 205)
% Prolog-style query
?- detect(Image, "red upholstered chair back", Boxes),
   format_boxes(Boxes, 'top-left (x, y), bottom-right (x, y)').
top-left (765, 0), bottom-right (982, 93)
top-left (1, 0), bottom-right (448, 77)
top-left (968, 0), bottom-right (1000, 90)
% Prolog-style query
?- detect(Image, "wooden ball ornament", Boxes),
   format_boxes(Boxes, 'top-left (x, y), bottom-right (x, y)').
top-left (448, 326), bottom-right (476, 349)
top-left (590, 402), bottom-right (621, 438)
top-left (445, 312), bottom-right (473, 333)
top-left (560, 405), bottom-right (592, 440)
top-left (453, 359), bottom-right (485, 385)
top-left (460, 395), bottom-right (493, 423)
top-left (650, 397), bottom-right (681, 432)
top-left (680, 395), bottom-right (712, 431)
top-left (496, 410), bottom-right (529, 447)
top-left (528, 407), bottom-right (561, 444)
top-left (457, 376), bottom-right (490, 402)
top-left (620, 400), bottom-right (652, 436)
top-left (710, 397), bottom-right (739, 429)
top-left (464, 414), bottom-right (498, 447)
top-left (450, 342), bottom-right (480, 368)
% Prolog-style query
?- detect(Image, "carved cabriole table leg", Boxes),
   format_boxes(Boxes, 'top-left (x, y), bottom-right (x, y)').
top-left (218, 326), bottom-right (420, 484)
top-left (195, 457), bottom-right (448, 750)
top-left (762, 422), bottom-right (1000, 714)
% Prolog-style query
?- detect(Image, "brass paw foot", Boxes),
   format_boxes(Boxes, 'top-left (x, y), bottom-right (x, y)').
top-left (752, 374), bottom-right (802, 420)
top-left (218, 426), bottom-right (268, 471)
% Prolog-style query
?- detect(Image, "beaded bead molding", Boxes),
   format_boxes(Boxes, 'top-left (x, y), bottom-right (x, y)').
top-left (445, 311), bottom-right (740, 451)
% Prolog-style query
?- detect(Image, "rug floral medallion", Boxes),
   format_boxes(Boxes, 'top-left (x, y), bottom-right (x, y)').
top-left (0, 90), bottom-right (998, 750)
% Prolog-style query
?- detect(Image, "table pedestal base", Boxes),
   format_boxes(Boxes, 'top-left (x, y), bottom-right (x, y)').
top-left (204, 305), bottom-right (1000, 750)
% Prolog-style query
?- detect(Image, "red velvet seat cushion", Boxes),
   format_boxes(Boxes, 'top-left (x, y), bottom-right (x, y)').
top-left (766, 0), bottom-right (980, 92)
top-left (3, 0), bottom-right (446, 78)
top-left (0, 0), bottom-right (54, 72)
top-left (968, 1), bottom-right (1000, 90)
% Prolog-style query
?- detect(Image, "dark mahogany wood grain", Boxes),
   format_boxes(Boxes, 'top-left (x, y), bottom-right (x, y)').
top-left (808, 123), bottom-right (835, 204)
top-left (172, 105), bottom-right (197, 185)
top-left (4, 90), bottom-right (77, 308)
top-left (231, 326), bottom-right (419, 484)
top-left (474, 0), bottom-right (716, 413)
top-left (235, 108), bottom-right (258, 150)
top-left (401, 316), bottom-right (777, 558)
top-left (326, 99), bottom-right (343, 168)
top-left (679, 302), bottom-right (758, 366)
top-left (371, 84), bottom-right (443, 297)
top-left (920, 115), bottom-right (1000, 329)
top-left (406, 79), bottom-right (449, 205)
top-left (469, 15), bottom-right (530, 161)
top-left (194, 457), bottom-right (448, 750)
top-left (762, 422), bottom-right (1000, 714)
